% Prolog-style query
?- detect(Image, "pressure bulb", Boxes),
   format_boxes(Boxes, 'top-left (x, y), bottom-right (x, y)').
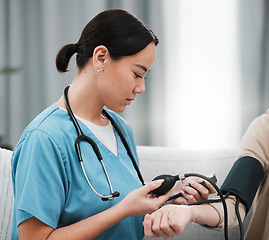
top-left (151, 174), bottom-right (181, 195)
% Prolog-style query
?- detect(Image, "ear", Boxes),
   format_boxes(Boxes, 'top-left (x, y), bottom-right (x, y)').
top-left (93, 45), bottom-right (109, 72)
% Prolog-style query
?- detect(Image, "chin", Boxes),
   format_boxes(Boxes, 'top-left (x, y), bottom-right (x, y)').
top-left (105, 105), bottom-right (126, 113)
top-left (115, 107), bottom-right (126, 113)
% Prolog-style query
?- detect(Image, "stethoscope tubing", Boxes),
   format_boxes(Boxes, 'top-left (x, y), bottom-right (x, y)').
top-left (63, 86), bottom-right (144, 201)
top-left (102, 109), bottom-right (145, 185)
top-left (80, 161), bottom-right (115, 200)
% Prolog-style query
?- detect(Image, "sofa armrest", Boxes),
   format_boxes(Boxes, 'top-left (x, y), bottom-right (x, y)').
top-left (0, 148), bottom-right (14, 240)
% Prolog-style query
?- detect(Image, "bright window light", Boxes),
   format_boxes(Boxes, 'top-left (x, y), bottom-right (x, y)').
top-left (163, 0), bottom-right (241, 149)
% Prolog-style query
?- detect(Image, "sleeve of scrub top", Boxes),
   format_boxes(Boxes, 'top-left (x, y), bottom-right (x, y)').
top-left (14, 129), bottom-right (68, 229)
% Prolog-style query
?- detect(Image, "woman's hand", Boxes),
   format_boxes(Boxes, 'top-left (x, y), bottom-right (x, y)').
top-left (143, 204), bottom-right (194, 239)
top-left (169, 177), bottom-right (216, 205)
top-left (120, 180), bottom-right (172, 217)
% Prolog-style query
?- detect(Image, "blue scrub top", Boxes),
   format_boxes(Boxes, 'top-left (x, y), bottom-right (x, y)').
top-left (11, 104), bottom-right (144, 240)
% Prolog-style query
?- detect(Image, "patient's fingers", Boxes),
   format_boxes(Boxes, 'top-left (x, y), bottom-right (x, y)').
top-left (182, 178), bottom-right (215, 202)
top-left (151, 210), bottom-right (172, 239)
top-left (187, 181), bottom-right (210, 200)
top-left (167, 206), bottom-right (192, 235)
top-left (169, 195), bottom-right (189, 205)
top-left (143, 214), bottom-right (160, 237)
top-left (180, 189), bottom-right (198, 204)
top-left (160, 211), bottom-right (177, 238)
top-left (151, 210), bottom-right (164, 236)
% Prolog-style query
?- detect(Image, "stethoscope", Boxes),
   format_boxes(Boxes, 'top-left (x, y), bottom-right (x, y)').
top-left (63, 86), bottom-right (145, 201)
top-left (64, 86), bottom-right (233, 239)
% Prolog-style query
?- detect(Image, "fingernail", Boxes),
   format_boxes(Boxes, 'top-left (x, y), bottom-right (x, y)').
top-left (154, 179), bottom-right (164, 183)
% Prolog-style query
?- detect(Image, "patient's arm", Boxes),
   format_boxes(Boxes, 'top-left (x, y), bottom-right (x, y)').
top-left (143, 204), bottom-right (219, 239)
top-left (143, 195), bottom-right (246, 239)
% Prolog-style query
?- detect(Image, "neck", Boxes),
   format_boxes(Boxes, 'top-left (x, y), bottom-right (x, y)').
top-left (56, 79), bottom-right (108, 126)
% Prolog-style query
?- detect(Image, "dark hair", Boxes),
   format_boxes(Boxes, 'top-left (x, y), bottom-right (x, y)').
top-left (56, 9), bottom-right (159, 73)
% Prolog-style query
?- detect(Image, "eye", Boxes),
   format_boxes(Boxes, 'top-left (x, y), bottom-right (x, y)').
top-left (134, 72), bottom-right (142, 79)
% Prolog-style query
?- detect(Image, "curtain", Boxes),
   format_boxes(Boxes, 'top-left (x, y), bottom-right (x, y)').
top-left (0, 0), bottom-right (165, 148)
top-left (1, 0), bottom-right (268, 150)
top-left (239, 0), bottom-right (269, 131)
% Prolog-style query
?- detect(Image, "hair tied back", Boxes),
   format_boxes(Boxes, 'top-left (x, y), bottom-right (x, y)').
top-left (74, 43), bottom-right (79, 53)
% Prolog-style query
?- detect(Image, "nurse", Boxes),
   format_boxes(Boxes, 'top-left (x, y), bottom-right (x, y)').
top-left (11, 9), bottom-right (171, 240)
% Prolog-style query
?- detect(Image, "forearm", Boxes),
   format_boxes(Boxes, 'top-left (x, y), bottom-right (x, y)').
top-left (19, 201), bottom-right (130, 240)
top-left (191, 204), bottom-right (220, 227)
top-left (19, 180), bottom-right (168, 240)
top-left (209, 195), bottom-right (246, 229)
top-left (48, 201), bottom-right (129, 240)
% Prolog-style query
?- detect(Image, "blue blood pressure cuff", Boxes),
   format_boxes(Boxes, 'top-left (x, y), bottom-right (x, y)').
top-left (220, 156), bottom-right (264, 213)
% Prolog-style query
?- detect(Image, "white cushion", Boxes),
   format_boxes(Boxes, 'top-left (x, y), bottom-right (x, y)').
top-left (0, 148), bottom-right (13, 240)
top-left (137, 146), bottom-right (237, 185)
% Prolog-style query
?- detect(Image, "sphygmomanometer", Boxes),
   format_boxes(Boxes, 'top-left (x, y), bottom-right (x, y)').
top-left (151, 156), bottom-right (264, 240)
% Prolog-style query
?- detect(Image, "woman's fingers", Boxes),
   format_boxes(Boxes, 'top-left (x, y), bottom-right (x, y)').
top-left (142, 179), bottom-right (164, 194)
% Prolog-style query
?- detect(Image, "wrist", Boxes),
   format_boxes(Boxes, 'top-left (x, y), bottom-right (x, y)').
top-left (191, 204), bottom-right (220, 227)
top-left (115, 198), bottom-right (132, 219)
top-left (190, 206), bottom-right (196, 223)
top-left (188, 207), bottom-right (196, 232)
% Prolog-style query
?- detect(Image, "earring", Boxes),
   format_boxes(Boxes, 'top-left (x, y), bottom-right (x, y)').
top-left (95, 69), bottom-right (100, 75)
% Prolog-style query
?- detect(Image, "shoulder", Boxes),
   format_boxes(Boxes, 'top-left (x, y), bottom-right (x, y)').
top-left (237, 111), bottom-right (269, 169)
top-left (248, 111), bottom-right (269, 135)
top-left (12, 104), bottom-right (76, 179)
top-left (14, 104), bottom-right (76, 153)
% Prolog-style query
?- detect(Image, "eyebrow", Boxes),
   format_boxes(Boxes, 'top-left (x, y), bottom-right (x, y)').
top-left (134, 64), bottom-right (148, 73)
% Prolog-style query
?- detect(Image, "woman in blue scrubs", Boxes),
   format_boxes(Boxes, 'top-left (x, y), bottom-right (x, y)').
top-left (11, 9), bottom-right (171, 240)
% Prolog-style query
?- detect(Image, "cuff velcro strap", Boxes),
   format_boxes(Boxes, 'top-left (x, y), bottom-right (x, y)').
top-left (220, 156), bottom-right (264, 213)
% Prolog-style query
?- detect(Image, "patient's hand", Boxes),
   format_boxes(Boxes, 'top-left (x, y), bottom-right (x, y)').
top-left (143, 204), bottom-right (194, 239)
top-left (168, 177), bottom-right (216, 205)
top-left (143, 203), bottom-right (220, 239)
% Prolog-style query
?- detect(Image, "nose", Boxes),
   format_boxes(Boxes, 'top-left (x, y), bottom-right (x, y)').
top-left (134, 78), bottom-right (145, 94)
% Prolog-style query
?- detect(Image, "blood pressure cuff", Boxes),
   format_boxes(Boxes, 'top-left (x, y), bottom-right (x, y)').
top-left (220, 156), bottom-right (264, 213)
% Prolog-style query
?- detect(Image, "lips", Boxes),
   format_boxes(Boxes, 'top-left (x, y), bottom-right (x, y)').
top-left (126, 98), bottom-right (134, 105)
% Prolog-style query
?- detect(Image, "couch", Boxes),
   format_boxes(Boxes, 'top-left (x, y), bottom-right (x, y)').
top-left (0, 146), bottom-right (251, 240)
